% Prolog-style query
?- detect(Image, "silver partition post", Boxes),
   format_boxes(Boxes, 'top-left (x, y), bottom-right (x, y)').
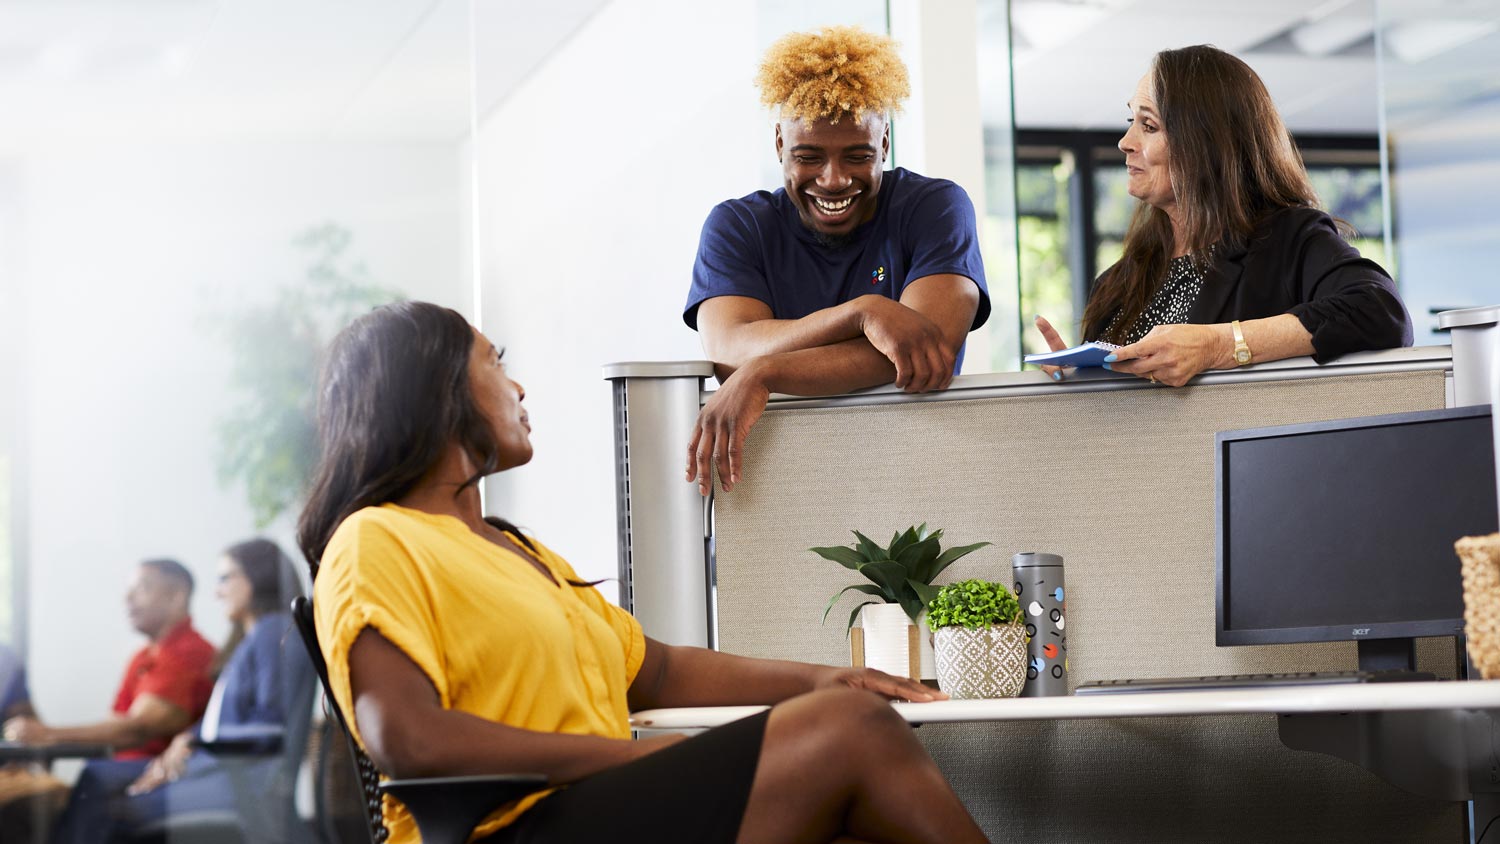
top-left (1440, 305), bottom-right (1500, 566)
top-left (605, 361), bottom-right (715, 648)
top-left (1435, 306), bottom-right (1500, 843)
top-left (1439, 305), bottom-right (1499, 408)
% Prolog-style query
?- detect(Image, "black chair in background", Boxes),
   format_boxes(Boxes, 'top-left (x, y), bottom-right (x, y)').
top-left (128, 624), bottom-right (320, 844)
top-left (289, 597), bottom-right (547, 844)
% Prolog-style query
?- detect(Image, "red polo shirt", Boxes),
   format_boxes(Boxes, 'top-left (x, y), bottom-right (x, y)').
top-left (110, 618), bottom-right (215, 759)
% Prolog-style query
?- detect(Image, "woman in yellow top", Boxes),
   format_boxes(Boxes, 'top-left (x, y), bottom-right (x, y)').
top-left (297, 301), bottom-right (989, 844)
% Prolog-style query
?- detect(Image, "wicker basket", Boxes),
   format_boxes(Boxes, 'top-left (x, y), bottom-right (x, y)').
top-left (1457, 533), bottom-right (1500, 680)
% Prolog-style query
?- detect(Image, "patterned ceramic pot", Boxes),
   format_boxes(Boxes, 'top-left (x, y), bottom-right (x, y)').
top-left (932, 622), bottom-right (1028, 699)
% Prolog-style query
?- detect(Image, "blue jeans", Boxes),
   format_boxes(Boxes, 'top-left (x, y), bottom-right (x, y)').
top-left (51, 752), bottom-right (280, 844)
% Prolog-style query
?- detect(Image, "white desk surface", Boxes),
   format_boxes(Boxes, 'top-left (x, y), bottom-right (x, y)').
top-left (630, 679), bottom-right (1500, 730)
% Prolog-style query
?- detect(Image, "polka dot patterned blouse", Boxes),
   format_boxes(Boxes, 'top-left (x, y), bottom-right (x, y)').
top-left (1107, 253), bottom-right (1210, 344)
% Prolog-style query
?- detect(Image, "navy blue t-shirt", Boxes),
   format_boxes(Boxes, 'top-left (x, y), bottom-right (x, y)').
top-left (685, 167), bottom-right (991, 373)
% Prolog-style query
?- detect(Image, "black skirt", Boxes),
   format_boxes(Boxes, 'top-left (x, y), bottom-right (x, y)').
top-left (479, 710), bottom-right (769, 844)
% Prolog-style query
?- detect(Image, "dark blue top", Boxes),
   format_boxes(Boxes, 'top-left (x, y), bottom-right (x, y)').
top-left (0, 644), bottom-right (29, 716)
top-left (685, 167), bottom-right (991, 373)
top-left (205, 612), bottom-right (308, 739)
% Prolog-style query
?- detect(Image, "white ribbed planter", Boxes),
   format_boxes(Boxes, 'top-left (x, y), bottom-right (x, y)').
top-left (851, 603), bottom-right (935, 680)
top-left (933, 622), bottom-right (1027, 699)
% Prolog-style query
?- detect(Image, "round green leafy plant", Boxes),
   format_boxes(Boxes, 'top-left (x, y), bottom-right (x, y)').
top-left (925, 579), bottom-right (1022, 632)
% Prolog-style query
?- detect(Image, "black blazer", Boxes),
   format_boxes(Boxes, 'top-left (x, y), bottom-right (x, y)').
top-left (1099, 207), bottom-right (1413, 363)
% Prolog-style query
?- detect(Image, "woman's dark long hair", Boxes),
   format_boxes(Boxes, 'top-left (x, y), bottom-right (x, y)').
top-left (296, 301), bottom-right (533, 580)
top-left (214, 537), bottom-right (305, 674)
top-left (1082, 45), bottom-right (1321, 342)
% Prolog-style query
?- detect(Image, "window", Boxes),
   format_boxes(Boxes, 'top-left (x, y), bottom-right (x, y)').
top-left (1014, 131), bottom-right (1387, 357)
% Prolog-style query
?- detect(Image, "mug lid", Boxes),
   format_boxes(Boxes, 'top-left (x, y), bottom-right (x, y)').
top-left (1012, 551), bottom-right (1064, 567)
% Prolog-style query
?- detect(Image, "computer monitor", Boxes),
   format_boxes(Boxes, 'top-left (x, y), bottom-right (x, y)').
top-left (1215, 405), bottom-right (1496, 672)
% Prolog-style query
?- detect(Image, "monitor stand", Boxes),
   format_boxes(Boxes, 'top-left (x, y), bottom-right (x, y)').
top-left (1357, 638), bottom-right (1417, 673)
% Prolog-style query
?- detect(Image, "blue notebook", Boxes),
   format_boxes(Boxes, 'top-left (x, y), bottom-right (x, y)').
top-left (1024, 341), bottom-right (1122, 367)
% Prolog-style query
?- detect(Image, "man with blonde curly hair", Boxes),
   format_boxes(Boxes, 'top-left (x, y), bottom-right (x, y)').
top-left (684, 26), bottom-right (991, 495)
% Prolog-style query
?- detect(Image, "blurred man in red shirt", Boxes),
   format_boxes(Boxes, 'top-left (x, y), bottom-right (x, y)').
top-left (3, 558), bottom-right (214, 759)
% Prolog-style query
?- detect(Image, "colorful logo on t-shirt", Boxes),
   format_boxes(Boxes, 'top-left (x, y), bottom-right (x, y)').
top-left (870, 266), bottom-right (886, 285)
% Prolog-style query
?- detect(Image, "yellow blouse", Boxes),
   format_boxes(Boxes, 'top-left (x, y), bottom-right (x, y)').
top-left (314, 503), bottom-right (645, 843)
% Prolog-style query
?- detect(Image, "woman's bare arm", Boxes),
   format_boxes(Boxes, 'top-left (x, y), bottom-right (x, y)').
top-left (346, 628), bottom-right (679, 782)
top-left (626, 636), bottom-right (942, 712)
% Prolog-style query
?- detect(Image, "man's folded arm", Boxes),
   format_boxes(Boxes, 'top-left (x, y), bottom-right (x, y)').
top-left (700, 273), bottom-right (980, 392)
top-left (696, 295), bottom-right (870, 379)
top-left (685, 274), bottom-right (981, 495)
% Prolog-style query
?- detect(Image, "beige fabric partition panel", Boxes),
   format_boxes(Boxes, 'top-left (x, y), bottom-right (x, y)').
top-left (714, 370), bottom-right (1463, 842)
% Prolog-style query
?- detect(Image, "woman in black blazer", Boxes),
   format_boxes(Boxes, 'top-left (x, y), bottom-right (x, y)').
top-left (1036, 45), bottom-right (1412, 386)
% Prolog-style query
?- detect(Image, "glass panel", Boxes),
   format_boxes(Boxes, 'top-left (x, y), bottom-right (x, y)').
top-left (1376, 0), bottom-right (1500, 342)
top-left (3, 2), bottom-right (476, 835)
top-left (976, 0), bottom-right (1021, 370)
top-left (1017, 158), bottom-right (1076, 353)
top-left (1093, 161), bottom-right (1132, 274)
top-left (1307, 164), bottom-right (1391, 271)
top-left (0, 190), bottom-right (14, 650)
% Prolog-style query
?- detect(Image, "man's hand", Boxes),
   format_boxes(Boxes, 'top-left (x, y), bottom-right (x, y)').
top-left (859, 296), bottom-right (955, 392)
top-left (686, 361), bottom-right (772, 495)
top-left (817, 667), bottom-right (947, 703)
top-left (2, 716), bottom-right (51, 745)
top-left (1104, 323), bottom-right (1234, 387)
top-left (127, 731), bottom-right (194, 795)
top-left (1032, 315), bottom-right (1072, 381)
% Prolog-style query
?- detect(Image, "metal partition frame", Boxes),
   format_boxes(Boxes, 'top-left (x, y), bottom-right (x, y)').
top-left (604, 361), bottom-right (715, 648)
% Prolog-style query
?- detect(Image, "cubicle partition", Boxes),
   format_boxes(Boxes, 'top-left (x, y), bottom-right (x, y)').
top-left (608, 344), bottom-right (1478, 842)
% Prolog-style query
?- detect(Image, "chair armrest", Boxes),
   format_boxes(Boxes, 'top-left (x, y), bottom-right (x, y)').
top-left (0, 740), bottom-right (112, 762)
top-left (193, 724), bottom-right (285, 755)
top-left (380, 774), bottom-right (548, 844)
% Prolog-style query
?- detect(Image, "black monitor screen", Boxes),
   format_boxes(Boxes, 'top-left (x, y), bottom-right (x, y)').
top-left (1217, 405), bottom-right (1495, 646)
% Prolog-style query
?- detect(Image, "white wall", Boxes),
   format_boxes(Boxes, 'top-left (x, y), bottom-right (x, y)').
top-left (14, 141), bottom-right (467, 726)
top-left (474, 0), bottom-right (767, 594)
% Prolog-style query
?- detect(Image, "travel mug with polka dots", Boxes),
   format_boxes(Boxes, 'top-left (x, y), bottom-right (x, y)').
top-left (1013, 552), bottom-right (1068, 696)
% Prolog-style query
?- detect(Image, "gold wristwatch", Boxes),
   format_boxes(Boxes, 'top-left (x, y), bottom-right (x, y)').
top-left (1231, 320), bottom-right (1252, 366)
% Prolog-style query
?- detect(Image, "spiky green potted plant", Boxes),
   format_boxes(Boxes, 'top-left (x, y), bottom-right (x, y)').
top-left (926, 579), bottom-right (1027, 699)
top-left (812, 524), bottom-right (990, 680)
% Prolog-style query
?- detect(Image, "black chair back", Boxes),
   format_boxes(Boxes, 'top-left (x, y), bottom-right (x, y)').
top-left (291, 596), bottom-right (547, 844)
top-left (291, 596), bottom-right (390, 844)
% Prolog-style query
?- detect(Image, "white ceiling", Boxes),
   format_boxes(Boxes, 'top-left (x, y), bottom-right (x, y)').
top-left (1, 0), bottom-right (1496, 152)
top-left (1006, 0), bottom-right (1382, 133)
top-left (1004, 0), bottom-right (1500, 135)
top-left (0, 0), bottom-right (609, 152)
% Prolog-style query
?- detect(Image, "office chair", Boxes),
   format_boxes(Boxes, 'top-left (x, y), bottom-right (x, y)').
top-left (290, 597), bottom-right (547, 844)
top-left (127, 621), bottom-right (319, 844)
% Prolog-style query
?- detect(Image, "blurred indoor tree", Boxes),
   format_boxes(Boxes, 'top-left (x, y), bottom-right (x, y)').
top-left (217, 224), bottom-right (401, 528)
